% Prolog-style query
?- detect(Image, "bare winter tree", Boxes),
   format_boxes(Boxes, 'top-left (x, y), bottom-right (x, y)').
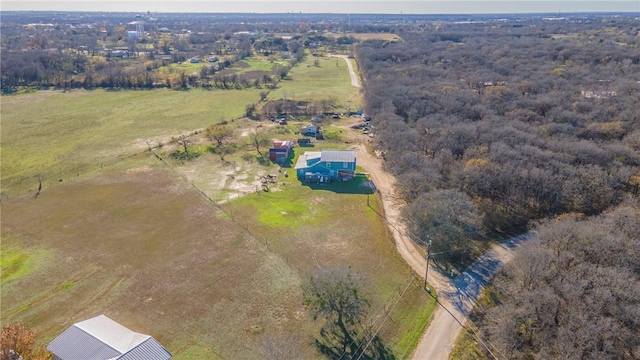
top-left (302, 267), bottom-right (393, 359)
top-left (170, 134), bottom-right (193, 159)
top-left (249, 130), bottom-right (269, 158)
top-left (205, 124), bottom-right (233, 147)
top-left (402, 189), bottom-right (483, 266)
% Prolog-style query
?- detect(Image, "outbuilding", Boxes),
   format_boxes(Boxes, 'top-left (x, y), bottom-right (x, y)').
top-left (300, 123), bottom-right (318, 136)
top-left (47, 314), bottom-right (172, 360)
top-left (269, 140), bottom-right (293, 163)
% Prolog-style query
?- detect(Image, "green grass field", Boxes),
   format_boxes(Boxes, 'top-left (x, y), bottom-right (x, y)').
top-left (268, 54), bottom-right (362, 111)
top-left (1, 88), bottom-right (263, 195)
top-left (0, 51), bottom-right (434, 359)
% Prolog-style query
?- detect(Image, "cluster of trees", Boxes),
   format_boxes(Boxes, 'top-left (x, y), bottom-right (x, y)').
top-left (0, 48), bottom-right (291, 92)
top-left (357, 17), bottom-right (639, 258)
top-left (2, 9), bottom-right (367, 93)
top-left (1, 13), bottom-right (302, 92)
top-left (357, 16), bottom-right (639, 358)
top-left (472, 200), bottom-right (640, 359)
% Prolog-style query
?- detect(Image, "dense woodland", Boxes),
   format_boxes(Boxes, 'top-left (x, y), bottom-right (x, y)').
top-left (477, 201), bottom-right (640, 359)
top-left (357, 16), bottom-right (640, 358)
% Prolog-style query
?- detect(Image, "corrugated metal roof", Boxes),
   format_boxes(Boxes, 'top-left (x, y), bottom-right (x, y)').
top-left (118, 338), bottom-right (172, 360)
top-left (47, 315), bottom-right (172, 360)
top-left (295, 151), bottom-right (321, 169)
top-left (47, 326), bottom-right (122, 360)
top-left (321, 150), bottom-right (356, 163)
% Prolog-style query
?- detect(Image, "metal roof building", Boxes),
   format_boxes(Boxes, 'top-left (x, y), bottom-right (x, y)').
top-left (295, 149), bottom-right (357, 182)
top-left (47, 315), bottom-right (172, 360)
top-left (320, 149), bottom-right (356, 163)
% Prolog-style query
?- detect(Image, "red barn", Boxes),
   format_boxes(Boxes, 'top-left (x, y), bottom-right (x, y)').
top-left (269, 140), bottom-right (292, 163)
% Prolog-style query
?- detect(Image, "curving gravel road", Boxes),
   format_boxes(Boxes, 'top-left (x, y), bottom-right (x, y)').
top-left (330, 54), bottom-right (361, 88)
top-left (343, 62), bottom-right (529, 360)
top-left (354, 146), bottom-right (530, 360)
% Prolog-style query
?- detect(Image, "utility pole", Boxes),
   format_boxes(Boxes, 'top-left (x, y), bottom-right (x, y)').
top-left (424, 239), bottom-right (432, 292)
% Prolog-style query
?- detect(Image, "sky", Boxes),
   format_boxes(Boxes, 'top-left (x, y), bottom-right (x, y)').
top-left (2, 0), bottom-right (639, 14)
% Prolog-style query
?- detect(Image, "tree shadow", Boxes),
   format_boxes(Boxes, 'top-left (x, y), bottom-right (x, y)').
top-left (315, 323), bottom-right (395, 360)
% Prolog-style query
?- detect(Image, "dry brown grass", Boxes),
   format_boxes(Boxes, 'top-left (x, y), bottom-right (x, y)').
top-left (1, 161), bottom-right (306, 359)
top-left (1, 154), bottom-right (432, 359)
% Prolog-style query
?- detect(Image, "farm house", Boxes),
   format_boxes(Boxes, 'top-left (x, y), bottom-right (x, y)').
top-left (269, 140), bottom-right (293, 163)
top-left (295, 149), bottom-right (356, 183)
top-left (47, 315), bottom-right (172, 360)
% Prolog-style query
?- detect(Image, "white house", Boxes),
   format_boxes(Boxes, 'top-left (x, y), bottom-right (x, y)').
top-left (301, 123), bottom-right (318, 136)
top-left (47, 315), bottom-right (172, 360)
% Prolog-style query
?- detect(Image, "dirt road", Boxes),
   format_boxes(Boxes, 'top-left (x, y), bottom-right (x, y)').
top-left (342, 57), bottom-right (525, 359)
top-left (330, 54), bottom-right (361, 88)
top-left (354, 145), bottom-right (529, 360)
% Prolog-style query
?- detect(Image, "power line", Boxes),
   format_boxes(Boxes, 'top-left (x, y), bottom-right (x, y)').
top-left (423, 289), bottom-right (503, 360)
top-left (338, 275), bottom-right (416, 360)
top-left (355, 276), bottom-right (415, 360)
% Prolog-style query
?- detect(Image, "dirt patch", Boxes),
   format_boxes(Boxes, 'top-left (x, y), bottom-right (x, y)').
top-left (218, 68), bottom-right (238, 76)
top-left (233, 61), bottom-right (251, 69)
top-left (242, 70), bottom-right (270, 80)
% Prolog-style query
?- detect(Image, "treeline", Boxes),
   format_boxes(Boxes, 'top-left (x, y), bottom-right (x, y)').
top-left (0, 49), bottom-right (291, 92)
top-left (357, 18), bottom-right (640, 248)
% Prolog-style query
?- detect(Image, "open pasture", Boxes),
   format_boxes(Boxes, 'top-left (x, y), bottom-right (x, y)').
top-left (267, 54), bottom-right (362, 112)
top-left (324, 32), bottom-right (403, 42)
top-left (0, 161), bottom-right (304, 359)
top-left (1, 48), bottom-right (433, 359)
top-left (0, 88), bottom-right (263, 195)
top-left (1, 155), bottom-right (433, 359)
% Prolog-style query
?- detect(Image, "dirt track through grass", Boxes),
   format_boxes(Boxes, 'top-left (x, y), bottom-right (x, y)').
top-left (268, 54), bottom-right (362, 111)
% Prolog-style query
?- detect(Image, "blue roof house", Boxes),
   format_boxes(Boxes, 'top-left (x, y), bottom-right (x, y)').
top-left (295, 149), bottom-right (356, 183)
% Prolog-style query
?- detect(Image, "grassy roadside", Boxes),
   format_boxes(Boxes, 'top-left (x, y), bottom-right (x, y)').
top-left (448, 288), bottom-right (496, 360)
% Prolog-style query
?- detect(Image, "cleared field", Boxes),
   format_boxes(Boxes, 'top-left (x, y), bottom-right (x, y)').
top-left (325, 32), bottom-right (403, 41)
top-left (267, 54), bottom-right (362, 111)
top-left (0, 160), bottom-right (302, 359)
top-left (1, 155), bottom-right (433, 359)
top-left (1, 88), bottom-right (263, 195)
top-left (1, 49), bottom-right (433, 359)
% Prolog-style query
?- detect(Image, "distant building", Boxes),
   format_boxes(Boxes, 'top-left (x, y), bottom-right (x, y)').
top-left (47, 314), bottom-right (172, 360)
top-left (127, 31), bottom-right (138, 40)
top-left (301, 123), bottom-right (319, 136)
